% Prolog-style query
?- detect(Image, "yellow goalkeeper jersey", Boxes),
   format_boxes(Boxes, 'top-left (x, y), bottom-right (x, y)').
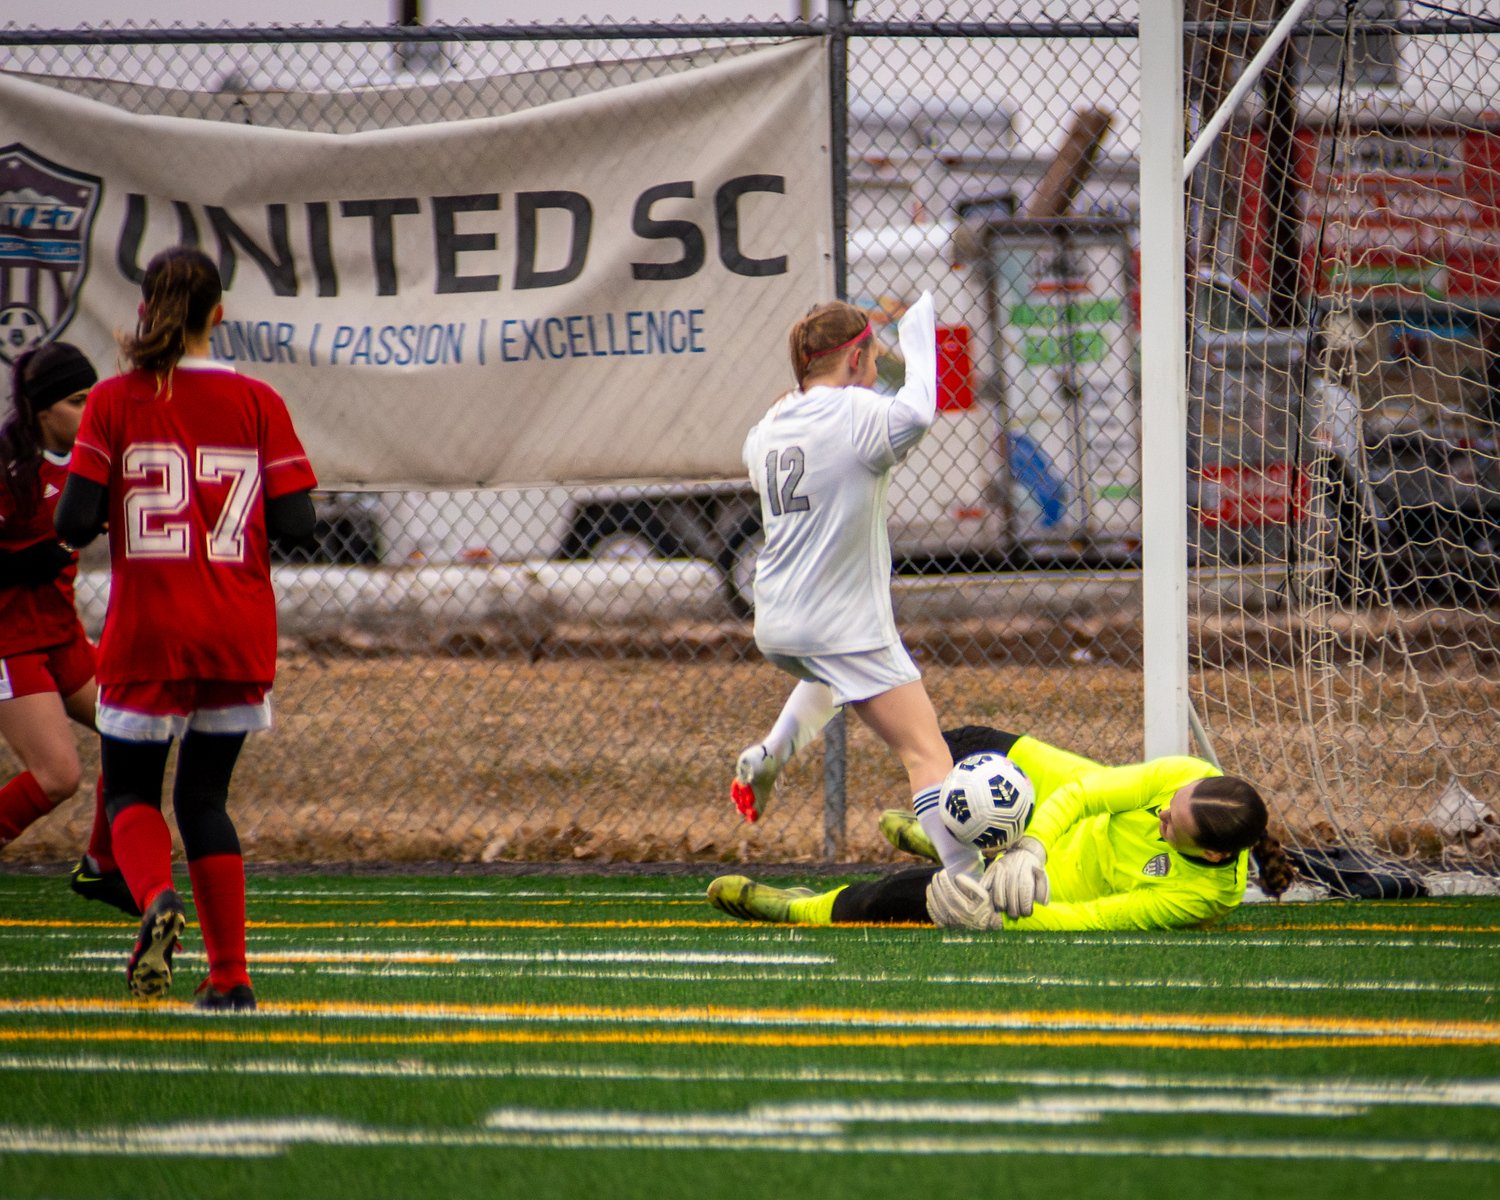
top-left (1004, 749), bottom-right (1248, 932)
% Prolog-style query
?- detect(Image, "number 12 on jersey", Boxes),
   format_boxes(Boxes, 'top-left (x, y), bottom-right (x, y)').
top-left (763, 446), bottom-right (811, 518)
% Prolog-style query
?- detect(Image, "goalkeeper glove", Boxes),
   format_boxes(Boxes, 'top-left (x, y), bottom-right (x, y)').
top-left (983, 836), bottom-right (1050, 919)
top-left (925, 867), bottom-right (1005, 931)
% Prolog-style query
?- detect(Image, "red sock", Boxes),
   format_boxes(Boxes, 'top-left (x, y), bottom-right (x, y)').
top-left (110, 806), bottom-right (175, 913)
top-left (0, 772), bottom-right (53, 849)
top-left (188, 854), bottom-right (250, 991)
top-left (87, 774), bottom-right (116, 872)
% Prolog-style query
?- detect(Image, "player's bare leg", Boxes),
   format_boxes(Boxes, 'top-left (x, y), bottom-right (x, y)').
top-left (0, 692), bottom-right (82, 849)
top-left (852, 681), bottom-right (979, 877)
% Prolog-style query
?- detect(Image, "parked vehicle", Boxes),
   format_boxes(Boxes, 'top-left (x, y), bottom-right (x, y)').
top-left (271, 492), bottom-right (382, 565)
top-left (1314, 429), bottom-right (1500, 605)
top-left (346, 220), bottom-right (1011, 616)
top-left (325, 218), bottom-right (1335, 612)
top-left (1186, 270), bottom-right (1309, 569)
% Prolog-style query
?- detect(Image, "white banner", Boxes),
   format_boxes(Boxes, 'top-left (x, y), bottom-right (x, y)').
top-left (0, 40), bottom-right (831, 488)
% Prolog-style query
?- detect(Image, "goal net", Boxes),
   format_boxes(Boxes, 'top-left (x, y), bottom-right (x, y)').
top-left (1184, 1), bottom-right (1499, 892)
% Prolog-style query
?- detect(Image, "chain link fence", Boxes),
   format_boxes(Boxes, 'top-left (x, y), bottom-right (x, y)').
top-left (2, 3), bottom-right (1496, 882)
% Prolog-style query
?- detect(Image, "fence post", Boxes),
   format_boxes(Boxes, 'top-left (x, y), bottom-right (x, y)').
top-left (821, 0), bottom-right (852, 862)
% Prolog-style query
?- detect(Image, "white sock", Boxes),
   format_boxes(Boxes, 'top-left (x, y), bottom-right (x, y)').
top-left (913, 785), bottom-right (982, 878)
top-left (763, 681), bottom-right (838, 764)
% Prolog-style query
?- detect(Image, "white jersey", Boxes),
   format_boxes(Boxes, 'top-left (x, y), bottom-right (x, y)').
top-left (744, 291), bottom-right (937, 655)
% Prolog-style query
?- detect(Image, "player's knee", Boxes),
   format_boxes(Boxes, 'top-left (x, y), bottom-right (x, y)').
top-left (31, 761), bottom-right (83, 805)
top-left (174, 788), bottom-right (239, 859)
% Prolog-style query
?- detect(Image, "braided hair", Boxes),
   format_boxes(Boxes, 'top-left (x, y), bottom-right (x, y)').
top-left (118, 246), bottom-right (222, 378)
top-left (788, 301), bottom-right (871, 386)
top-left (1190, 775), bottom-right (1297, 898)
top-left (2, 342), bottom-right (97, 519)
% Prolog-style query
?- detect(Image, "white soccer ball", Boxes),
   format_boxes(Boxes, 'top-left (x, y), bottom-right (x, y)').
top-left (939, 752), bottom-right (1035, 851)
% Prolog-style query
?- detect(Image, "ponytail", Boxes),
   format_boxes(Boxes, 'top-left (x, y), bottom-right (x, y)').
top-left (1251, 831), bottom-right (1298, 898)
top-left (118, 246), bottom-right (222, 377)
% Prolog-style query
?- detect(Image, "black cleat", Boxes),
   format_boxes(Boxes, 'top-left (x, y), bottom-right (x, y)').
top-left (126, 888), bottom-right (186, 1000)
top-left (194, 981), bottom-right (257, 1012)
top-left (69, 856), bottom-right (142, 917)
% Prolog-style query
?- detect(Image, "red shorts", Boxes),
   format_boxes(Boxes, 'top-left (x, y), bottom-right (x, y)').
top-left (0, 629), bottom-right (96, 702)
top-left (97, 679), bottom-right (272, 743)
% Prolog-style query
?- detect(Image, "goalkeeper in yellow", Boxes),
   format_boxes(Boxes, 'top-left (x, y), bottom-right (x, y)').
top-left (708, 725), bottom-right (1296, 931)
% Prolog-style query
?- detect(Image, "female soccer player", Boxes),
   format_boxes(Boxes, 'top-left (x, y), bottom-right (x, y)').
top-left (709, 725), bottom-right (1296, 931)
top-left (732, 291), bottom-right (984, 891)
top-left (0, 342), bottom-right (132, 911)
top-left (56, 247), bottom-right (318, 1010)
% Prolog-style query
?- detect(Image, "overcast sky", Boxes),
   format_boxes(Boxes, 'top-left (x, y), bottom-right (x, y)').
top-left (23, 1), bottom-right (827, 27)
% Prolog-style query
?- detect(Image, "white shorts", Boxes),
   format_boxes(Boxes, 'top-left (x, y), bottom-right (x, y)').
top-left (97, 700), bottom-right (272, 743)
top-left (763, 642), bottom-right (921, 707)
top-left (97, 680), bottom-right (273, 743)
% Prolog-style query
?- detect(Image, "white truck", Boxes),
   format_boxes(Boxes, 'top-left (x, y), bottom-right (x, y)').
top-left (314, 220), bottom-right (1011, 616)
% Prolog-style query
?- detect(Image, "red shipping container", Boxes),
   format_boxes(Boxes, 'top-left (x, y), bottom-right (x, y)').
top-left (1197, 462), bottom-right (1310, 529)
top-left (936, 324), bottom-right (974, 411)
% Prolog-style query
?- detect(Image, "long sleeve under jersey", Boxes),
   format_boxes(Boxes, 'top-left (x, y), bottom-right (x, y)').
top-left (1007, 756), bottom-right (1249, 932)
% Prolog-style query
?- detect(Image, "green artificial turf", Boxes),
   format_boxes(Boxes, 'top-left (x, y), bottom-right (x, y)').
top-left (0, 869), bottom-right (1496, 1199)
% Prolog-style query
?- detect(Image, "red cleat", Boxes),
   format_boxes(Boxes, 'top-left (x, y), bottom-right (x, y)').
top-left (731, 778), bottom-right (761, 823)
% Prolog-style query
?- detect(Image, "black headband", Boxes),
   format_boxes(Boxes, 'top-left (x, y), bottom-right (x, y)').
top-left (25, 347), bottom-right (97, 412)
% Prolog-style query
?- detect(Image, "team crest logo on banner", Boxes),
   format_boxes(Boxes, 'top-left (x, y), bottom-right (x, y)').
top-left (0, 143), bottom-right (102, 363)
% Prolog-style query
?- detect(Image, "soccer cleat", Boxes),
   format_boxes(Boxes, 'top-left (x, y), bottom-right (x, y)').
top-left (706, 875), bottom-right (816, 923)
top-left (69, 856), bottom-right (142, 917)
top-left (731, 743), bottom-right (779, 822)
top-left (126, 888), bottom-right (186, 1000)
top-left (879, 809), bottom-right (942, 864)
top-left (194, 981), bottom-right (257, 1012)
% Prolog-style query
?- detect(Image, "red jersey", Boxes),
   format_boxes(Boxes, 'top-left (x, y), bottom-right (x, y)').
top-left (0, 451), bottom-right (82, 657)
top-left (70, 359), bottom-right (317, 686)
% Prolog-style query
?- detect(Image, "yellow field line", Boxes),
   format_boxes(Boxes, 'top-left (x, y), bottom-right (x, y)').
top-left (5, 997), bottom-right (1497, 1042)
top-left (0, 1024), bottom-right (1490, 1051)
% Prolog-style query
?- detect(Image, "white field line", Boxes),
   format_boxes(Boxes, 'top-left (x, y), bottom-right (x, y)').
top-left (3, 928), bottom-right (1494, 954)
top-left (5, 933), bottom-right (1495, 994)
top-left (38, 950), bottom-right (1496, 997)
top-left (3, 1117), bottom-right (1499, 1164)
top-left (758, 1096), bottom-right (1364, 1122)
top-left (3, 1054), bottom-right (1496, 1107)
top-left (58, 948), bottom-right (834, 966)
top-left (214, 964), bottom-right (1500, 995)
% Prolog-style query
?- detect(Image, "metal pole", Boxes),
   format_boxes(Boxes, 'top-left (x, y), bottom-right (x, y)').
top-left (1139, 0), bottom-right (1190, 758)
top-left (1183, 0), bottom-right (1319, 176)
top-left (822, 0), bottom-right (851, 860)
top-left (823, 709), bottom-right (847, 861)
top-left (829, 0), bottom-right (851, 301)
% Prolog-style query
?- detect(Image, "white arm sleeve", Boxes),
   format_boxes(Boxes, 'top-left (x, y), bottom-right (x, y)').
top-left (886, 291), bottom-right (938, 461)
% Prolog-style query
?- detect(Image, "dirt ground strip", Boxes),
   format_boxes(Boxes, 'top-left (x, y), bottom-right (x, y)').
top-left (4, 627), bottom-right (1497, 870)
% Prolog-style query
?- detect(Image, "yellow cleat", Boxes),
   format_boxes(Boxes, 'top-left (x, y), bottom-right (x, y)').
top-left (878, 809), bottom-right (942, 864)
top-left (706, 875), bottom-right (816, 923)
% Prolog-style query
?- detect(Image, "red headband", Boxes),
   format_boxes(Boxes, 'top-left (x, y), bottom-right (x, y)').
top-left (805, 322), bottom-right (872, 362)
